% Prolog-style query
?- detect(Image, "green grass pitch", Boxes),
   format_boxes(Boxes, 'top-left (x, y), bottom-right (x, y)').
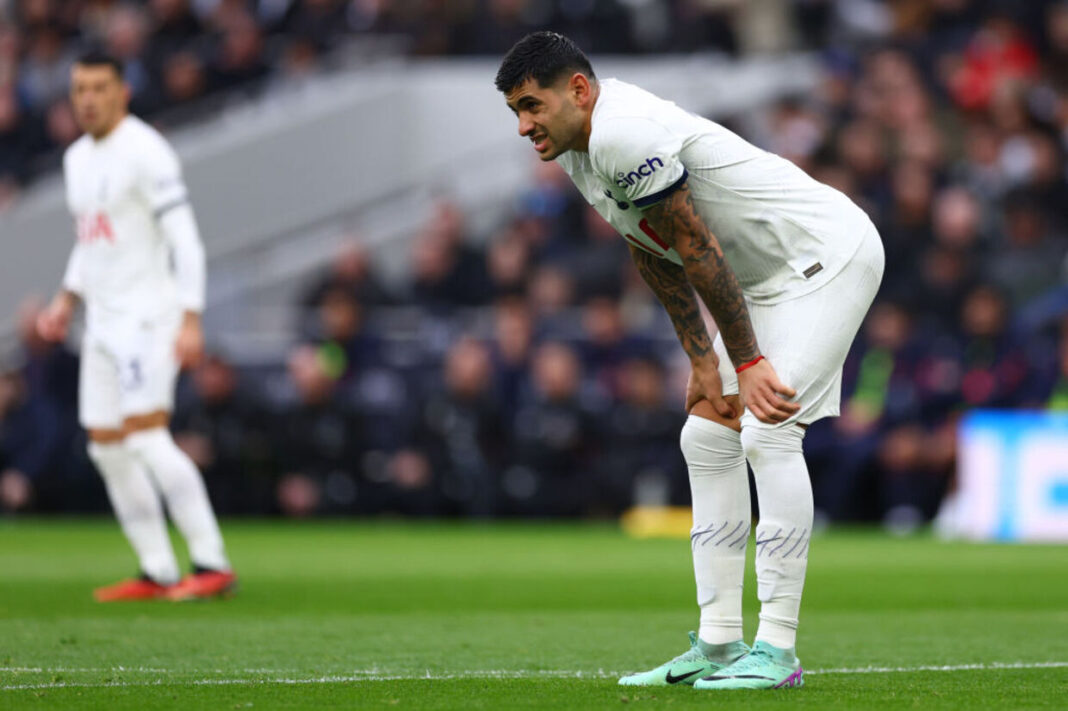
top-left (1, 519), bottom-right (1066, 709)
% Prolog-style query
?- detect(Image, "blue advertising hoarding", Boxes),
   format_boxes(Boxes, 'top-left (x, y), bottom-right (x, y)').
top-left (953, 410), bottom-right (1068, 541)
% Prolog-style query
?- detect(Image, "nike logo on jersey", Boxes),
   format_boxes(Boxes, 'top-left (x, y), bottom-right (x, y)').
top-left (664, 668), bottom-right (703, 684)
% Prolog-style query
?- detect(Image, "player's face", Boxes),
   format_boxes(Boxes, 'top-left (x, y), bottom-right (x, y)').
top-left (70, 64), bottom-right (129, 139)
top-left (505, 75), bottom-right (591, 161)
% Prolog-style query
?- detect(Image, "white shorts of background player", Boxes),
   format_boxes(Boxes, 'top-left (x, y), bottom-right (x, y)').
top-left (78, 310), bottom-right (182, 430)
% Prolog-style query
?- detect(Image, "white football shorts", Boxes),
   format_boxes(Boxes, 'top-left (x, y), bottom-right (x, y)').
top-left (714, 225), bottom-right (885, 430)
top-left (79, 310), bottom-right (182, 430)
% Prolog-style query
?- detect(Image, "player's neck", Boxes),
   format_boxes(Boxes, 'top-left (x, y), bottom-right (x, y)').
top-left (90, 112), bottom-right (128, 142)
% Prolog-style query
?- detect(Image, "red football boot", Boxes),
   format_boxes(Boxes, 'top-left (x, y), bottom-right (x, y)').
top-left (93, 576), bottom-right (170, 602)
top-left (165, 569), bottom-right (237, 601)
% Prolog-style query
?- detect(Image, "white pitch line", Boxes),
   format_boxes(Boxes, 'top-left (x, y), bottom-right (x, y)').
top-left (2, 661), bottom-right (1065, 692)
top-left (0, 666), bottom-right (307, 675)
top-left (808, 661), bottom-right (1068, 675)
top-left (0, 672), bottom-right (619, 692)
top-left (0, 666), bottom-right (171, 673)
top-left (0, 668), bottom-right (612, 677)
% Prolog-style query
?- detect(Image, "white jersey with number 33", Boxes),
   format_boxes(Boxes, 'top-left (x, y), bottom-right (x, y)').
top-left (557, 78), bottom-right (875, 305)
top-left (62, 115), bottom-right (189, 331)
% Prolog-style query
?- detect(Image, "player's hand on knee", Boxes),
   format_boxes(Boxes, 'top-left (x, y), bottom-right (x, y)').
top-left (737, 358), bottom-right (799, 424)
top-left (686, 358), bottom-right (735, 419)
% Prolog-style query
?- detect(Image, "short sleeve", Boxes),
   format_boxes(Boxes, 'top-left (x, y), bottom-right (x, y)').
top-left (137, 130), bottom-right (188, 217)
top-left (590, 117), bottom-right (687, 208)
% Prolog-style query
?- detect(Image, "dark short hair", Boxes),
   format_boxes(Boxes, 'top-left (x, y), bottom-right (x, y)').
top-left (75, 49), bottom-right (124, 79)
top-left (495, 31), bottom-right (595, 94)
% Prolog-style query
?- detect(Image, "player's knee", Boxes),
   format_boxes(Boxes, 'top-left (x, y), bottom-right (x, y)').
top-left (680, 415), bottom-right (744, 474)
top-left (740, 425), bottom-right (804, 469)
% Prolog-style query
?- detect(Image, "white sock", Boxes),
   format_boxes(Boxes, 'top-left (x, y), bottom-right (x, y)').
top-left (741, 425), bottom-right (812, 651)
top-left (681, 416), bottom-right (750, 646)
top-left (126, 428), bottom-right (230, 572)
top-left (88, 441), bottom-right (180, 584)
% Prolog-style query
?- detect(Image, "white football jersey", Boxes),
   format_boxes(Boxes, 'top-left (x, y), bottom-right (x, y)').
top-left (62, 115), bottom-right (189, 330)
top-left (557, 79), bottom-right (876, 304)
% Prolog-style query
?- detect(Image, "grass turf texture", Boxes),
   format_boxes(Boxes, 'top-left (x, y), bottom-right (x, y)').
top-left (1, 520), bottom-right (1066, 710)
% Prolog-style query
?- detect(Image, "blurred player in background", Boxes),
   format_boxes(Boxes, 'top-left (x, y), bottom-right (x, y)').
top-left (36, 51), bottom-right (236, 602)
top-left (497, 33), bottom-right (883, 690)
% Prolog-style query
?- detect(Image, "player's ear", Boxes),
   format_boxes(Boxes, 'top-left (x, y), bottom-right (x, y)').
top-left (570, 73), bottom-right (592, 104)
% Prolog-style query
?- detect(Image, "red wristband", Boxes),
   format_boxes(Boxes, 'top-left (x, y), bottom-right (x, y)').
top-left (735, 355), bottom-right (765, 374)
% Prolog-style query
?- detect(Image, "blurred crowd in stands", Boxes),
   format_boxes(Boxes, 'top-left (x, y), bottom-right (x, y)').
top-left (2, 0), bottom-right (742, 204)
top-left (2, 0), bottom-right (1068, 527)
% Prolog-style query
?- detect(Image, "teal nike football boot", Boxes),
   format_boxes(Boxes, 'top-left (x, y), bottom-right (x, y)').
top-left (618, 632), bottom-right (749, 687)
top-left (693, 640), bottom-right (804, 690)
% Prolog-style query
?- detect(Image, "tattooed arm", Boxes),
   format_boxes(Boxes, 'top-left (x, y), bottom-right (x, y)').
top-left (642, 184), bottom-right (757, 367)
top-left (627, 244), bottom-right (712, 362)
top-left (628, 244), bottom-right (734, 417)
top-left (642, 182), bottom-right (799, 424)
